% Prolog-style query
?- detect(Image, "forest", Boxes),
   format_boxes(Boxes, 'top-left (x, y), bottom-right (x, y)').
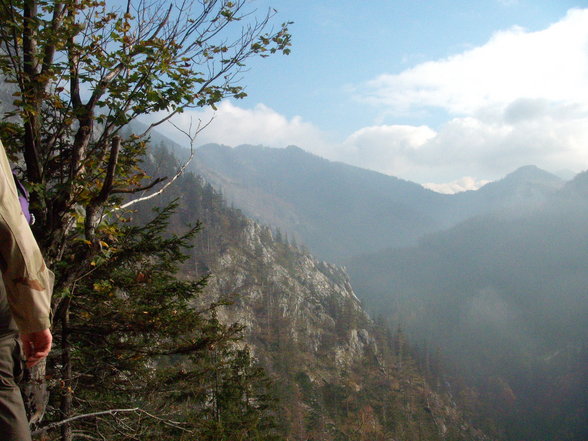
top-left (0, 1), bottom-right (291, 439)
top-left (0, 1), bottom-right (584, 441)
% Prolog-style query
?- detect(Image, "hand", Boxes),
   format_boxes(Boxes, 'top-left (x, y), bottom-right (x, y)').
top-left (20, 328), bottom-right (52, 368)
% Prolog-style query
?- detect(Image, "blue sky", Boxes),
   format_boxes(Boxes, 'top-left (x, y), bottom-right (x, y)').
top-left (146, 0), bottom-right (588, 193)
top-left (243, 0), bottom-right (578, 133)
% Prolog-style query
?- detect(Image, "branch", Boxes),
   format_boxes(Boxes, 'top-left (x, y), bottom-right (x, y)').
top-left (97, 135), bottom-right (121, 204)
top-left (87, 2), bottom-right (172, 114)
top-left (114, 149), bottom-right (192, 211)
top-left (69, 433), bottom-right (104, 441)
top-left (135, 105), bottom-right (189, 139)
top-left (112, 116), bottom-right (213, 212)
top-left (32, 408), bottom-right (141, 435)
top-left (86, 62), bottom-right (126, 110)
top-left (31, 407), bottom-right (192, 436)
top-left (112, 176), bottom-right (167, 194)
top-left (41, 2), bottom-right (67, 78)
top-left (21, 0), bottom-right (43, 182)
top-left (84, 136), bottom-right (121, 242)
top-left (23, 0), bottom-right (39, 77)
top-left (145, 3), bottom-right (173, 42)
top-left (67, 6), bottom-right (82, 109)
top-left (0, 1), bottom-right (25, 88)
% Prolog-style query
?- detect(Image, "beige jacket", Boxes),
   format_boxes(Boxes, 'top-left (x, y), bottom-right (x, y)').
top-left (0, 140), bottom-right (53, 334)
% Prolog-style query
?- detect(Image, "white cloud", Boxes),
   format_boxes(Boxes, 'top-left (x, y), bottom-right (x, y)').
top-left (333, 111), bottom-right (588, 187)
top-left (143, 101), bottom-right (332, 154)
top-left (337, 125), bottom-right (436, 176)
top-left (142, 9), bottom-right (588, 193)
top-left (338, 8), bottom-right (588, 188)
top-left (423, 177), bottom-right (491, 194)
top-left (355, 8), bottom-right (588, 116)
top-left (143, 98), bottom-right (588, 193)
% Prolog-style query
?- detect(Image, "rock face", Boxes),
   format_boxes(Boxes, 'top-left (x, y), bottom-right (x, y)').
top-left (203, 219), bottom-right (372, 377)
top-left (138, 148), bottom-right (492, 441)
top-left (189, 212), bottom-right (492, 441)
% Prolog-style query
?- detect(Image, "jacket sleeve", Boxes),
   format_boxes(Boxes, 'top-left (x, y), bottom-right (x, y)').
top-left (0, 141), bottom-right (53, 334)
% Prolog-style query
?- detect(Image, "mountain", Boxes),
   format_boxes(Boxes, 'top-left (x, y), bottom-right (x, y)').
top-left (133, 145), bottom-right (493, 441)
top-left (191, 143), bottom-right (564, 261)
top-left (191, 143), bottom-right (450, 261)
top-left (348, 175), bottom-right (588, 441)
top-left (450, 164), bottom-right (565, 219)
top-left (185, 142), bottom-right (585, 440)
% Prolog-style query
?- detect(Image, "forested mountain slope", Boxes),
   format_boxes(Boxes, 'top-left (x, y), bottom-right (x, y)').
top-left (133, 146), bottom-right (493, 441)
top-left (190, 143), bottom-right (563, 262)
top-left (348, 172), bottom-right (588, 441)
top-left (184, 142), bottom-right (586, 441)
top-left (191, 143), bottom-right (450, 261)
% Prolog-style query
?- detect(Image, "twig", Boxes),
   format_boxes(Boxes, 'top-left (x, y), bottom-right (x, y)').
top-left (112, 115), bottom-right (212, 212)
top-left (70, 432), bottom-right (104, 441)
top-left (31, 407), bottom-right (192, 436)
top-left (31, 408), bottom-right (141, 435)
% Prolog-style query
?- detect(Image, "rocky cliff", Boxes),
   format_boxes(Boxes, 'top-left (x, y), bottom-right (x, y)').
top-left (200, 218), bottom-right (492, 441)
top-left (137, 146), bottom-right (492, 441)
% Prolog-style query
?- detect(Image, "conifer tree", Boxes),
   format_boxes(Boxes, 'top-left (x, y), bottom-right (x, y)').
top-left (31, 202), bottom-right (284, 440)
top-left (0, 0), bottom-right (290, 438)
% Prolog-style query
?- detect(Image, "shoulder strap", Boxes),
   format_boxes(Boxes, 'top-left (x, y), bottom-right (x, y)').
top-left (11, 172), bottom-right (35, 225)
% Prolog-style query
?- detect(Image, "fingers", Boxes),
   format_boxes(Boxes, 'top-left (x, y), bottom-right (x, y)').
top-left (25, 343), bottom-right (51, 368)
top-left (20, 328), bottom-right (53, 368)
top-left (25, 351), bottom-right (47, 368)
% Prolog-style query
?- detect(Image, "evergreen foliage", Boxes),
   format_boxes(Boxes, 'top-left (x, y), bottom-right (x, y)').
top-left (0, 1), bottom-right (290, 439)
top-left (129, 144), bottom-right (492, 441)
top-left (35, 202), bottom-right (284, 440)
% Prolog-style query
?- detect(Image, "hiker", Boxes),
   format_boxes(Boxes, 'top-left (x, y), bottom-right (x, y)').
top-left (0, 139), bottom-right (53, 441)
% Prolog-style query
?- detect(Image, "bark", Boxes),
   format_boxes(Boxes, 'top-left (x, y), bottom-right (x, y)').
top-left (60, 298), bottom-right (72, 441)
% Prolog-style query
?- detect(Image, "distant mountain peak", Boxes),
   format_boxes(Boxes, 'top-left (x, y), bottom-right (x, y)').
top-left (501, 165), bottom-right (563, 183)
top-left (285, 144), bottom-right (304, 152)
top-left (560, 169), bottom-right (588, 197)
top-left (465, 164), bottom-right (565, 214)
top-left (199, 143), bottom-right (232, 152)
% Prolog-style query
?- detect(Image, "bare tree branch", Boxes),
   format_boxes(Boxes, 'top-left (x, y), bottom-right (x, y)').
top-left (114, 148), bottom-right (193, 211)
top-left (112, 176), bottom-right (167, 194)
top-left (32, 408), bottom-right (140, 436)
top-left (31, 407), bottom-right (192, 436)
top-left (113, 115), bottom-right (213, 212)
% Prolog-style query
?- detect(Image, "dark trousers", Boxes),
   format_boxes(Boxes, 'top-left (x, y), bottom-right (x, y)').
top-left (0, 333), bottom-right (31, 441)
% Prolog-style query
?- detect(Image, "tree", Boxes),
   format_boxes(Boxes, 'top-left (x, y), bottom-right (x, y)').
top-left (193, 346), bottom-right (285, 441)
top-left (31, 201), bottom-right (284, 440)
top-left (0, 0), bottom-right (290, 438)
top-left (0, 0), bottom-right (290, 275)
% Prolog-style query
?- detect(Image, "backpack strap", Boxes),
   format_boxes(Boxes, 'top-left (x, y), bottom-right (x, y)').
top-left (12, 172), bottom-right (35, 225)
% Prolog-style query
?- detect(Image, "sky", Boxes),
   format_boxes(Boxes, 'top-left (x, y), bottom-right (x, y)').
top-left (145, 0), bottom-right (588, 193)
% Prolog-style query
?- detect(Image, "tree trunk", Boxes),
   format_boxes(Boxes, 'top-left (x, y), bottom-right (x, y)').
top-left (60, 299), bottom-right (72, 441)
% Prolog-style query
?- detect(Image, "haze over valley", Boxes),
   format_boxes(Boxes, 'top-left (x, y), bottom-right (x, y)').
top-left (181, 141), bottom-right (588, 441)
top-left (3, 1), bottom-right (587, 440)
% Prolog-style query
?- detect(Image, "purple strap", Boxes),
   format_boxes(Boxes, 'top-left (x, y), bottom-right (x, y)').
top-left (12, 172), bottom-right (33, 225)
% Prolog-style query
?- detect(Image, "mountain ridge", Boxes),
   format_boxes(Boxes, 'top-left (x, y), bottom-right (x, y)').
top-left (190, 142), bottom-right (567, 261)
top-left (347, 173), bottom-right (588, 441)
top-left (135, 144), bottom-right (493, 441)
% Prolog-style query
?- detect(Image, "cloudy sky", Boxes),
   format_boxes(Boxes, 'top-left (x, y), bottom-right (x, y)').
top-left (147, 0), bottom-right (588, 193)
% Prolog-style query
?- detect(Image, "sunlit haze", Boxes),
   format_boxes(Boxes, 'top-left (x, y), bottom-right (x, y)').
top-left (143, 1), bottom-right (587, 193)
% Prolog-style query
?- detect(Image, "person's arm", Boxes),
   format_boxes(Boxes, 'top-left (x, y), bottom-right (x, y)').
top-left (0, 141), bottom-right (53, 366)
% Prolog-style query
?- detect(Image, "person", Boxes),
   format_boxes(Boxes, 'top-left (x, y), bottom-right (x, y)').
top-left (0, 139), bottom-right (53, 441)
